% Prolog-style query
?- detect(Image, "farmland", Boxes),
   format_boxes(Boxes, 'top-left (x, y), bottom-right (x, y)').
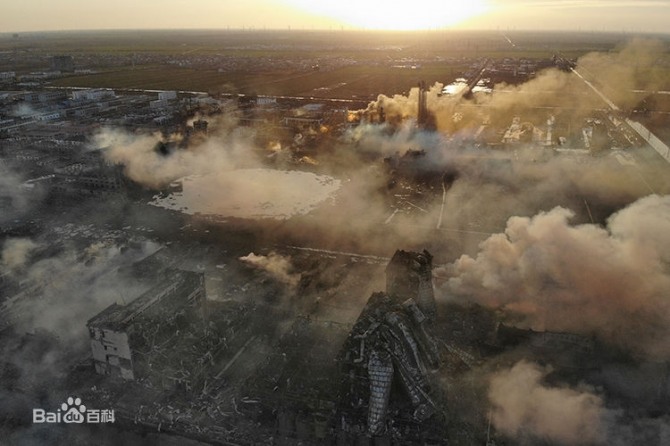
top-left (5, 29), bottom-right (656, 99)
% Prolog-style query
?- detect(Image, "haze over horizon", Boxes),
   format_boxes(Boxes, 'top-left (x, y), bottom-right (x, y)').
top-left (2, 0), bottom-right (669, 34)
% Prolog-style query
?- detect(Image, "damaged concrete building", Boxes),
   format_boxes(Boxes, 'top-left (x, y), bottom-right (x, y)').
top-left (87, 269), bottom-right (206, 381)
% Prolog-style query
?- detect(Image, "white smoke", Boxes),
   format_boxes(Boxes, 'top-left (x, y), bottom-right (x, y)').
top-left (239, 251), bottom-right (301, 288)
top-left (5, 240), bottom-right (159, 342)
top-left (95, 119), bottom-right (258, 189)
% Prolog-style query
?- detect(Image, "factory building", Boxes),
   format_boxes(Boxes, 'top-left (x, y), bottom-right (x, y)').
top-left (51, 164), bottom-right (127, 197)
top-left (22, 91), bottom-right (67, 104)
top-left (282, 116), bottom-right (323, 127)
top-left (0, 72), bottom-right (16, 82)
top-left (71, 89), bottom-right (115, 102)
top-left (158, 91), bottom-right (177, 101)
top-left (87, 270), bottom-right (206, 381)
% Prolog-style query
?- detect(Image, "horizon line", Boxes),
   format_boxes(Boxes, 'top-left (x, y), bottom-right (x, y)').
top-left (3, 27), bottom-right (669, 36)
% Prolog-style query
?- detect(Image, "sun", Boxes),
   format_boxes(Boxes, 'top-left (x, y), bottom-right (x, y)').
top-left (283, 0), bottom-right (490, 30)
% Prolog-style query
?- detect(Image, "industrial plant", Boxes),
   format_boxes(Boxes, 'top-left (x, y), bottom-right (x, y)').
top-left (2, 29), bottom-right (670, 445)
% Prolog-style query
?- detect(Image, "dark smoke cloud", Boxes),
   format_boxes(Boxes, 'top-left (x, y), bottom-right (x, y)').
top-left (442, 194), bottom-right (670, 359)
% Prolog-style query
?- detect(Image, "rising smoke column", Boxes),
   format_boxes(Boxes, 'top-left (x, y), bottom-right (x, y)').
top-left (239, 252), bottom-right (301, 288)
top-left (1, 238), bottom-right (40, 274)
top-left (0, 166), bottom-right (45, 225)
top-left (442, 194), bottom-right (670, 359)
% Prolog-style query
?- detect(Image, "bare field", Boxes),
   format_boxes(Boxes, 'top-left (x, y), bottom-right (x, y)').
top-left (10, 29), bottom-right (670, 100)
top-left (50, 64), bottom-right (469, 98)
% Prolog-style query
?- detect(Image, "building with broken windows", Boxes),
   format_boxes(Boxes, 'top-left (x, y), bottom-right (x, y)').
top-left (87, 269), bottom-right (205, 381)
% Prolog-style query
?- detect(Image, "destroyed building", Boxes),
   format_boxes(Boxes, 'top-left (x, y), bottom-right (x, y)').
top-left (87, 269), bottom-right (206, 382)
top-left (51, 166), bottom-right (127, 197)
top-left (386, 249), bottom-right (437, 321)
top-left (338, 249), bottom-right (446, 443)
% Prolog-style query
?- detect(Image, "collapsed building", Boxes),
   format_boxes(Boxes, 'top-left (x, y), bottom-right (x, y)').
top-left (87, 269), bottom-right (206, 384)
top-left (51, 165), bottom-right (127, 197)
top-left (72, 245), bottom-right (669, 445)
top-left (229, 249), bottom-right (448, 444)
top-left (338, 249), bottom-right (446, 442)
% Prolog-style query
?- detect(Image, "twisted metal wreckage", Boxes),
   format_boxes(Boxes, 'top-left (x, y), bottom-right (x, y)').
top-left (347, 249), bottom-right (441, 435)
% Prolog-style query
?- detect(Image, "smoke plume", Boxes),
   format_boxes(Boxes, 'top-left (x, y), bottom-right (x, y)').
top-left (362, 38), bottom-right (668, 134)
top-left (442, 194), bottom-right (670, 359)
top-left (96, 118), bottom-right (259, 188)
top-left (1, 238), bottom-right (40, 273)
top-left (489, 361), bottom-right (605, 445)
top-left (0, 165), bottom-right (44, 224)
top-left (4, 240), bottom-right (159, 342)
top-left (577, 38), bottom-right (668, 111)
top-left (239, 252), bottom-right (301, 288)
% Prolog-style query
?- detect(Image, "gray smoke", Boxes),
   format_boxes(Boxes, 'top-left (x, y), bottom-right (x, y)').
top-left (577, 38), bottom-right (668, 111)
top-left (6, 240), bottom-right (159, 342)
top-left (0, 165), bottom-right (44, 224)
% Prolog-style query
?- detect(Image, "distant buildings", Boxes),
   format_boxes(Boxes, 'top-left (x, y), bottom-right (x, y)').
top-left (0, 72), bottom-right (16, 82)
top-left (157, 91), bottom-right (177, 101)
top-left (50, 55), bottom-right (74, 73)
top-left (71, 89), bottom-right (115, 102)
top-left (23, 91), bottom-right (67, 104)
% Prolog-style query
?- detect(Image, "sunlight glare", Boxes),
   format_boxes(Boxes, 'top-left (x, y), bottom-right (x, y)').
top-left (283, 0), bottom-right (490, 30)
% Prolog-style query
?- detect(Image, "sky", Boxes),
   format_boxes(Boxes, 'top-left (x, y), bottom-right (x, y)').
top-left (1, 0), bottom-right (669, 33)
